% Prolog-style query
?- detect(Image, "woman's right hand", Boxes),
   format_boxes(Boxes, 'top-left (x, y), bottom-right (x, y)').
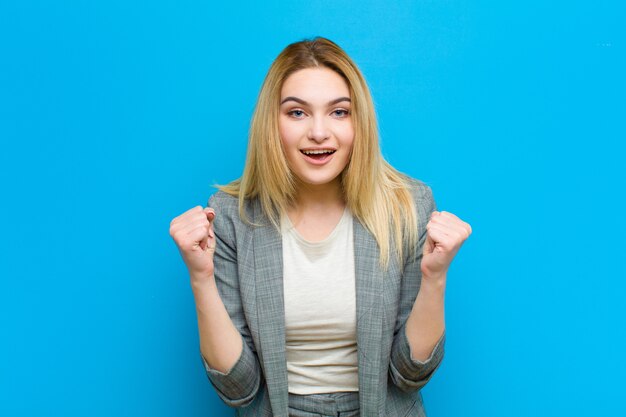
top-left (169, 206), bottom-right (216, 286)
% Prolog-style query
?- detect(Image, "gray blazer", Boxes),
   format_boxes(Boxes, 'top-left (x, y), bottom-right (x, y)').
top-left (201, 178), bottom-right (445, 416)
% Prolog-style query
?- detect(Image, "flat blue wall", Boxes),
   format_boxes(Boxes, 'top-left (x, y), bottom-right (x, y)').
top-left (1, 1), bottom-right (624, 415)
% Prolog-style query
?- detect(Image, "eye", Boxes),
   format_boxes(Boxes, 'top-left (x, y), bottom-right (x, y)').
top-left (332, 109), bottom-right (350, 118)
top-left (287, 109), bottom-right (306, 118)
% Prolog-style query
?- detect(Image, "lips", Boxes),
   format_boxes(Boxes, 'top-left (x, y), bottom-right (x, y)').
top-left (300, 148), bottom-right (336, 156)
top-left (300, 148), bottom-right (336, 164)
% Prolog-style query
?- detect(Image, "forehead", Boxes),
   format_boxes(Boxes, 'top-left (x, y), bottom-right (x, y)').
top-left (280, 67), bottom-right (350, 100)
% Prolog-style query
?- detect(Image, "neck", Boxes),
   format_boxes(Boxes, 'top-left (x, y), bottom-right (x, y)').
top-left (291, 178), bottom-right (345, 212)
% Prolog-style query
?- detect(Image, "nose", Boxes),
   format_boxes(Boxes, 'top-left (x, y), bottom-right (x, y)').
top-left (307, 116), bottom-right (330, 142)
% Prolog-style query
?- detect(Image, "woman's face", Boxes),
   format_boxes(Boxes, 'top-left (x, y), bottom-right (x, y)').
top-left (278, 67), bottom-right (354, 190)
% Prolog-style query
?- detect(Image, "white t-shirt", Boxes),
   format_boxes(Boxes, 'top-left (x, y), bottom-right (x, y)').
top-left (281, 208), bottom-right (359, 394)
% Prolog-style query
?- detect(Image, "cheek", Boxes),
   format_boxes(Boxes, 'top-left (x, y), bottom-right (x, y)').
top-left (278, 120), bottom-right (300, 148)
top-left (340, 125), bottom-right (355, 148)
top-left (338, 128), bottom-right (354, 163)
top-left (278, 124), bottom-right (288, 145)
top-left (278, 134), bottom-right (292, 156)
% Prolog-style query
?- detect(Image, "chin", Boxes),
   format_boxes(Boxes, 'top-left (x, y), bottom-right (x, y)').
top-left (296, 173), bottom-right (342, 187)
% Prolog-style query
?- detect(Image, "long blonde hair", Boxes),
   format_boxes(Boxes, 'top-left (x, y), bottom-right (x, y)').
top-left (220, 37), bottom-right (419, 268)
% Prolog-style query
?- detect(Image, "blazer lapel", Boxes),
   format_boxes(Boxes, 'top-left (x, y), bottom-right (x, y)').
top-left (354, 218), bottom-right (384, 416)
top-left (253, 203), bottom-right (289, 416)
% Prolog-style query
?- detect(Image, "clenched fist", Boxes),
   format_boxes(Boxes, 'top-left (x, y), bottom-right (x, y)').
top-left (169, 206), bottom-right (217, 284)
top-left (421, 211), bottom-right (472, 281)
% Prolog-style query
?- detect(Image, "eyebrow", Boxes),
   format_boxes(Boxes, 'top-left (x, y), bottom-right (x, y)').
top-left (280, 96), bottom-right (351, 106)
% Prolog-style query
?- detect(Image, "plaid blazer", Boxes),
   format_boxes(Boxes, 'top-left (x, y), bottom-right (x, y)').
top-left (201, 179), bottom-right (445, 416)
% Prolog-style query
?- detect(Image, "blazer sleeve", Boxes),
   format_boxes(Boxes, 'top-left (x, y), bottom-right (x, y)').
top-left (198, 192), bottom-right (262, 407)
top-left (389, 181), bottom-right (446, 392)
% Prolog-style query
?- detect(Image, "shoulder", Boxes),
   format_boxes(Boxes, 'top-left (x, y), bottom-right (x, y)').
top-left (207, 190), bottom-right (241, 232)
top-left (206, 191), bottom-right (249, 248)
top-left (401, 175), bottom-right (436, 207)
top-left (207, 190), bottom-right (258, 230)
top-left (208, 190), bottom-right (240, 214)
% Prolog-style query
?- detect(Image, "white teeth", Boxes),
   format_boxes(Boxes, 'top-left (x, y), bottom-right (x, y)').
top-left (302, 149), bottom-right (335, 155)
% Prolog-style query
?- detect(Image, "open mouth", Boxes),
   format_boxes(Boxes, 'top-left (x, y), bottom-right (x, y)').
top-left (300, 149), bottom-right (336, 161)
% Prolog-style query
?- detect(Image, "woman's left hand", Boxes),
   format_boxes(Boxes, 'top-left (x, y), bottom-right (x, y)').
top-left (421, 211), bottom-right (472, 281)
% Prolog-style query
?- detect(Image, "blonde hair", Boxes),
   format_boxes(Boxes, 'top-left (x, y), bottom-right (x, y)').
top-left (220, 37), bottom-right (418, 267)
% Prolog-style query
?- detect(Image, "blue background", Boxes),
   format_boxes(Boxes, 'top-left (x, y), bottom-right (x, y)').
top-left (1, 1), bottom-right (624, 415)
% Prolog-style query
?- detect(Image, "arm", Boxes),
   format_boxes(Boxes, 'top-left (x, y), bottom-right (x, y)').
top-left (389, 183), bottom-right (471, 392)
top-left (199, 193), bottom-right (262, 406)
top-left (409, 195), bottom-right (472, 361)
top-left (193, 275), bottom-right (242, 375)
top-left (389, 183), bottom-right (445, 392)
top-left (170, 194), bottom-right (261, 406)
top-left (200, 194), bottom-right (262, 406)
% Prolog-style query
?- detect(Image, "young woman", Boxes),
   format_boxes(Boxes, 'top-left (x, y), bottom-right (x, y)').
top-left (170, 37), bottom-right (471, 417)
